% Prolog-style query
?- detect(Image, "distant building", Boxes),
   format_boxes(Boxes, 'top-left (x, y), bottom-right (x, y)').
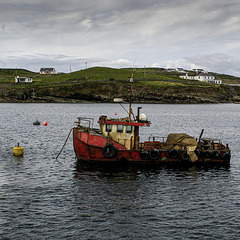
top-left (39, 68), bottom-right (56, 74)
top-left (166, 68), bottom-right (186, 73)
top-left (15, 76), bottom-right (33, 83)
top-left (193, 68), bottom-right (204, 73)
top-left (180, 72), bottom-right (222, 84)
top-left (166, 68), bottom-right (175, 72)
top-left (176, 68), bottom-right (186, 73)
top-left (194, 72), bottom-right (216, 81)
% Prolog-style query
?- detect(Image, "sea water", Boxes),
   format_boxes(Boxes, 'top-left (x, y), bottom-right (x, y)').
top-left (0, 103), bottom-right (239, 239)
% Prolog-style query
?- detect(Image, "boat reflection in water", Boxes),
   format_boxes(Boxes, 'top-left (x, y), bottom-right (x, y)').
top-left (73, 159), bottom-right (230, 181)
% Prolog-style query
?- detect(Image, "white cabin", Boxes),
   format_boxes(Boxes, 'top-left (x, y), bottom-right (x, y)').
top-left (179, 72), bottom-right (222, 84)
top-left (15, 76), bottom-right (33, 83)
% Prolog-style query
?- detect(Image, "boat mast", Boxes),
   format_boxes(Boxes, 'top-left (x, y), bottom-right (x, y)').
top-left (129, 71), bottom-right (134, 120)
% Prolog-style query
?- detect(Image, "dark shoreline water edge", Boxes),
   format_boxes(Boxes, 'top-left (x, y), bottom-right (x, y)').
top-left (0, 95), bottom-right (239, 104)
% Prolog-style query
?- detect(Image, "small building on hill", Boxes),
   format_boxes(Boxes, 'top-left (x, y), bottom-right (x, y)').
top-left (175, 67), bottom-right (186, 73)
top-left (180, 72), bottom-right (222, 84)
top-left (39, 68), bottom-right (56, 74)
top-left (15, 76), bottom-right (33, 83)
top-left (194, 72), bottom-right (216, 81)
top-left (193, 68), bottom-right (204, 73)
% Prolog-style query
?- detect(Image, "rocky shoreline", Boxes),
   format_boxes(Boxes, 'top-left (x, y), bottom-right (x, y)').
top-left (0, 94), bottom-right (237, 104)
top-left (0, 82), bottom-right (240, 104)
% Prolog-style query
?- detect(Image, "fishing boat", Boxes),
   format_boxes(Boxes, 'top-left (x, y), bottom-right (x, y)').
top-left (73, 74), bottom-right (231, 165)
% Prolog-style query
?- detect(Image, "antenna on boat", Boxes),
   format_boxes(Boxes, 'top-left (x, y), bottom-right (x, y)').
top-left (128, 57), bottom-right (137, 120)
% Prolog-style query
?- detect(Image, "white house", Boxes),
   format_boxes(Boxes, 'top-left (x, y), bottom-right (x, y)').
top-left (175, 67), bottom-right (186, 73)
top-left (193, 68), bottom-right (204, 73)
top-left (180, 74), bottom-right (195, 80)
top-left (194, 72), bottom-right (215, 81)
top-left (180, 72), bottom-right (222, 84)
top-left (15, 76), bottom-right (33, 83)
top-left (39, 68), bottom-right (56, 74)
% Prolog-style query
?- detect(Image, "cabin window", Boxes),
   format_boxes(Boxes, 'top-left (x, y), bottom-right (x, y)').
top-left (126, 125), bottom-right (132, 133)
top-left (105, 124), bottom-right (112, 132)
top-left (117, 124), bottom-right (123, 133)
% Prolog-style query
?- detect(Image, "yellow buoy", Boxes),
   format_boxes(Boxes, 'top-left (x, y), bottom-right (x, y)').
top-left (13, 143), bottom-right (24, 156)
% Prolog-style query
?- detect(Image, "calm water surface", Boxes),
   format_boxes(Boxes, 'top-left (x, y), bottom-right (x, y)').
top-left (0, 103), bottom-right (240, 240)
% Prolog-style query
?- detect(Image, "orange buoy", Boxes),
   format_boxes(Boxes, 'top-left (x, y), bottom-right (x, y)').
top-left (43, 121), bottom-right (48, 126)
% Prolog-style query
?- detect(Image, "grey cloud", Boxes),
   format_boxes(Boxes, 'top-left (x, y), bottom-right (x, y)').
top-left (0, 54), bottom-right (107, 72)
top-left (184, 53), bottom-right (240, 77)
top-left (0, 0), bottom-right (240, 76)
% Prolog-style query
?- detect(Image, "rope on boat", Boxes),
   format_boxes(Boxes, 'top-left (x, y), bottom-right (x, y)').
top-left (56, 128), bottom-right (73, 159)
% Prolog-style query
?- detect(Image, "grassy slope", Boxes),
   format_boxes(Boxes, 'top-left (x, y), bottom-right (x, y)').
top-left (0, 68), bottom-right (37, 83)
top-left (1, 67), bottom-right (240, 103)
top-left (1, 66), bottom-right (240, 86)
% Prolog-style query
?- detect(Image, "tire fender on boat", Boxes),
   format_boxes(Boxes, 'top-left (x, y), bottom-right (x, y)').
top-left (140, 151), bottom-right (149, 160)
top-left (181, 151), bottom-right (189, 161)
top-left (169, 149), bottom-right (179, 159)
top-left (212, 150), bottom-right (220, 159)
top-left (204, 151), bottom-right (211, 159)
top-left (222, 152), bottom-right (231, 161)
top-left (149, 149), bottom-right (160, 160)
top-left (102, 144), bottom-right (116, 158)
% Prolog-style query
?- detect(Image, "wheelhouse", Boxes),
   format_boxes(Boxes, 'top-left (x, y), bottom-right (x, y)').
top-left (98, 115), bottom-right (150, 151)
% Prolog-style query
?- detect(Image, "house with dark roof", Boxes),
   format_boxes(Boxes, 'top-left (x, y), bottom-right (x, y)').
top-left (39, 68), bottom-right (56, 74)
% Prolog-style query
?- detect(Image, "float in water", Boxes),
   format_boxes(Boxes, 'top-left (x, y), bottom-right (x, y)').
top-left (13, 143), bottom-right (24, 156)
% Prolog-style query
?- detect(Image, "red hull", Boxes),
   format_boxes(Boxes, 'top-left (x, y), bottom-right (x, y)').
top-left (73, 128), bottom-right (230, 165)
top-left (73, 128), bottom-right (142, 162)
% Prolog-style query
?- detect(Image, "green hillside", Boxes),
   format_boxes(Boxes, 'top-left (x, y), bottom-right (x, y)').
top-left (1, 67), bottom-right (240, 103)
top-left (1, 66), bottom-right (240, 86)
top-left (0, 68), bottom-right (37, 83)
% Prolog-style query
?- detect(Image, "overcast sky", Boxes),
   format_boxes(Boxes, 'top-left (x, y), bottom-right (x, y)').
top-left (1, 0), bottom-right (240, 76)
